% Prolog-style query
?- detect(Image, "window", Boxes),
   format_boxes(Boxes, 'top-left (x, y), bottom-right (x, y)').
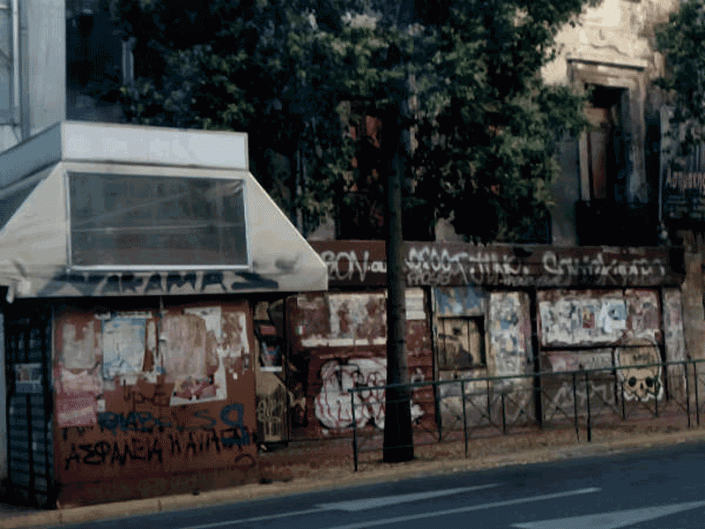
top-left (436, 316), bottom-right (486, 370)
top-left (584, 85), bottom-right (627, 203)
top-left (68, 172), bottom-right (248, 269)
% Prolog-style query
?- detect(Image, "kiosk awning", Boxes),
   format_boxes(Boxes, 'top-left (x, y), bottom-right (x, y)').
top-left (0, 121), bottom-right (327, 300)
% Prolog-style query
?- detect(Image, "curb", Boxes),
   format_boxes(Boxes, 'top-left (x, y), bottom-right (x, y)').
top-left (2, 429), bottom-right (705, 528)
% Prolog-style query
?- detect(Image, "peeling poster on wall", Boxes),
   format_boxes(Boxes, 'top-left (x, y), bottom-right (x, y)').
top-left (102, 317), bottom-right (147, 379)
top-left (539, 298), bottom-right (627, 346)
top-left (61, 321), bottom-right (96, 370)
top-left (163, 310), bottom-right (234, 406)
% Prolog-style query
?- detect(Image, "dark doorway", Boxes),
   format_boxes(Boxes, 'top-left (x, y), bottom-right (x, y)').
top-left (4, 303), bottom-right (54, 507)
top-left (585, 85), bottom-right (627, 203)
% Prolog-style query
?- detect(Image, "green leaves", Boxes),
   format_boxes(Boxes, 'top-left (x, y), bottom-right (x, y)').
top-left (656, 0), bottom-right (705, 156)
top-left (408, 0), bottom-right (590, 242)
top-left (103, 0), bottom-right (590, 242)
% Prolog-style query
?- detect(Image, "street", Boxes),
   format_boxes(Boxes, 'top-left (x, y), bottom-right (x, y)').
top-left (53, 440), bottom-right (705, 529)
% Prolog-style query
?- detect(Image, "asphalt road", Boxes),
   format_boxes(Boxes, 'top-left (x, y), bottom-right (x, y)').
top-left (54, 441), bottom-right (705, 529)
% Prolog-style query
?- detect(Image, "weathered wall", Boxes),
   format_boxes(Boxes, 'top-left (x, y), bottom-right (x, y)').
top-left (544, 0), bottom-right (676, 86)
top-left (679, 233), bottom-right (705, 361)
top-left (287, 290), bottom-right (433, 438)
top-left (304, 241), bottom-right (687, 435)
top-left (538, 289), bottom-right (670, 419)
top-left (53, 301), bottom-right (257, 506)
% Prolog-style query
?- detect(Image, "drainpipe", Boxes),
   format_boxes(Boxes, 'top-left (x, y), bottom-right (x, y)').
top-left (18, 0), bottom-right (29, 140)
top-left (10, 0), bottom-right (19, 126)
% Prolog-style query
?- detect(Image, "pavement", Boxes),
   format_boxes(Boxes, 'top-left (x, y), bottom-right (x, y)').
top-left (2, 421), bottom-right (705, 529)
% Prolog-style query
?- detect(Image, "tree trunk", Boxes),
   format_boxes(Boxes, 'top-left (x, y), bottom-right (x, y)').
top-left (383, 94), bottom-right (414, 463)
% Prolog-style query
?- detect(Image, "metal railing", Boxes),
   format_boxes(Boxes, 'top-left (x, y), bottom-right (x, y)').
top-left (347, 359), bottom-right (705, 471)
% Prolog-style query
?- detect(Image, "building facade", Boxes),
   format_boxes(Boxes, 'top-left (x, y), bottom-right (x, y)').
top-left (255, 241), bottom-right (685, 442)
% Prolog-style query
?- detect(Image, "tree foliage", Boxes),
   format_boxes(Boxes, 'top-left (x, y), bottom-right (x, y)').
top-left (656, 0), bottom-right (705, 157)
top-left (101, 0), bottom-right (592, 242)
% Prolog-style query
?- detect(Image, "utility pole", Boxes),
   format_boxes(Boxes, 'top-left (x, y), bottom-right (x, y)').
top-left (382, 76), bottom-right (414, 463)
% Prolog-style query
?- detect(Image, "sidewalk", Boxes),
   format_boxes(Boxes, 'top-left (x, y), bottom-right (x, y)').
top-left (2, 421), bottom-right (705, 529)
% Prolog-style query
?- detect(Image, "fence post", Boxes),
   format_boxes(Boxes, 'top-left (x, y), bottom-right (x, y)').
top-left (436, 383), bottom-right (442, 442)
top-left (486, 378), bottom-right (491, 426)
top-left (572, 372), bottom-right (579, 441)
top-left (461, 380), bottom-right (468, 458)
top-left (655, 366), bottom-right (659, 417)
top-left (621, 370), bottom-right (626, 421)
top-left (695, 362), bottom-right (701, 427)
top-left (501, 393), bottom-right (507, 434)
top-left (685, 362), bottom-right (691, 429)
top-left (351, 389), bottom-right (358, 472)
top-left (585, 370), bottom-right (592, 443)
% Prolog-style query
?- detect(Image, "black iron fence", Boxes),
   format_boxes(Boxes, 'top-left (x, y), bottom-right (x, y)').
top-left (348, 359), bottom-right (705, 471)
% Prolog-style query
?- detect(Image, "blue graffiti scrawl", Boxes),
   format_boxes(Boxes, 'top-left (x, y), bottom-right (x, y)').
top-left (434, 286), bottom-right (487, 317)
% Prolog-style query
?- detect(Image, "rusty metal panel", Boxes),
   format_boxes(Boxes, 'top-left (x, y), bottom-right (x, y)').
top-left (287, 289), bottom-right (434, 439)
top-left (53, 301), bottom-right (256, 506)
top-left (311, 241), bottom-right (683, 289)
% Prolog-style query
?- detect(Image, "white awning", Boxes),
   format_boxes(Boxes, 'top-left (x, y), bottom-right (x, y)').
top-left (0, 122), bottom-right (327, 300)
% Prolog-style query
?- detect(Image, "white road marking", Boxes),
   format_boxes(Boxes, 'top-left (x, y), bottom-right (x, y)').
top-left (317, 483), bottom-right (500, 512)
top-left (182, 507), bottom-right (326, 529)
top-left (180, 483), bottom-right (499, 529)
top-left (512, 500), bottom-right (705, 529)
top-left (319, 487), bottom-right (601, 529)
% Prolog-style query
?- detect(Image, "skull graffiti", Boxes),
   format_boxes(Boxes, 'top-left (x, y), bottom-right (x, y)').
top-left (616, 342), bottom-right (663, 402)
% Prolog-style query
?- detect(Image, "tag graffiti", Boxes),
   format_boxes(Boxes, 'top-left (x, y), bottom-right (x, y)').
top-left (64, 403), bottom-right (251, 470)
top-left (405, 247), bottom-right (528, 286)
top-left (319, 250), bottom-right (386, 283)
